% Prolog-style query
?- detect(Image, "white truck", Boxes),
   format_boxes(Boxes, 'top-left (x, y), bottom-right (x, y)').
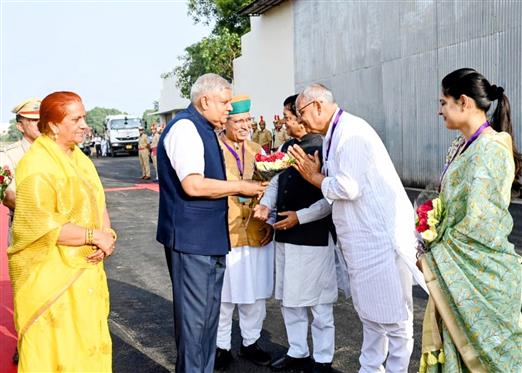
top-left (104, 115), bottom-right (142, 156)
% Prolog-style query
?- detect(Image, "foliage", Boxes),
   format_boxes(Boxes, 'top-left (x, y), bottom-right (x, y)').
top-left (86, 107), bottom-right (124, 135)
top-left (164, 0), bottom-right (251, 98)
top-left (187, 0), bottom-right (251, 35)
top-left (0, 119), bottom-right (22, 142)
top-left (142, 108), bottom-right (161, 131)
top-left (172, 29), bottom-right (241, 98)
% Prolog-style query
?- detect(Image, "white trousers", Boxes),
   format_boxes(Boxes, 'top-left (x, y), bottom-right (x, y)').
top-left (281, 303), bottom-right (335, 363)
top-left (216, 300), bottom-right (266, 350)
top-left (357, 253), bottom-right (414, 373)
top-left (358, 314), bottom-right (413, 373)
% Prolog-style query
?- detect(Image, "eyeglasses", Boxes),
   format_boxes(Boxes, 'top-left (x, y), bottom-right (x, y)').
top-left (297, 101), bottom-right (315, 118)
top-left (230, 117), bottom-right (252, 126)
top-left (19, 117), bottom-right (39, 125)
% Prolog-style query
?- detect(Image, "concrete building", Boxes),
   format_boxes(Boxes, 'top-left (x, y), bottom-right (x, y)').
top-left (152, 75), bottom-right (190, 125)
top-left (239, 0), bottom-right (522, 187)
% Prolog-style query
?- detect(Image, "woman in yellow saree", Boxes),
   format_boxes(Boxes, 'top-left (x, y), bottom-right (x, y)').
top-left (419, 69), bottom-right (522, 372)
top-left (8, 91), bottom-right (116, 372)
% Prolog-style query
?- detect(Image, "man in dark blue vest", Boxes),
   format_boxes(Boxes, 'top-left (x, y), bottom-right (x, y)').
top-left (156, 73), bottom-right (266, 372)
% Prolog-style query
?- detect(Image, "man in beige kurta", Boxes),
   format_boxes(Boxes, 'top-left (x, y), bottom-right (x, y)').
top-left (214, 95), bottom-right (274, 371)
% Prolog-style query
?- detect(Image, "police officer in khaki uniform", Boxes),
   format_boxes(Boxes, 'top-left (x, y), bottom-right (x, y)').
top-left (272, 116), bottom-right (290, 151)
top-left (137, 126), bottom-right (151, 180)
top-left (0, 97), bottom-right (41, 365)
top-left (252, 116), bottom-right (272, 154)
top-left (150, 123), bottom-right (161, 181)
top-left (1, 98), bottom-right (41, 211)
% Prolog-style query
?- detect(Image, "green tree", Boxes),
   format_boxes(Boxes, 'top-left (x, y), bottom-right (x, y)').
top-left (86, 107), bottom-right (124, 134)
top-left (172, 29), bottom-right (241, 98)
top-left (164, 0), bottom-right (251, 98)
top-left (142, 108), bottom-right (160, 132)
top-left (0, 119), bottom-right (22, 143)
top-left (187, 0), bottom-right (252, 35)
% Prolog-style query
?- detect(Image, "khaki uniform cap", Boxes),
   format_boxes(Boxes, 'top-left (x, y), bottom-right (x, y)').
top-left (12, 98), bottom-right (41, 119)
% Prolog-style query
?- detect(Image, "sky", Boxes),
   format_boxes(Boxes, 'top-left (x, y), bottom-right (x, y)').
top-left (0, 0), bottom-right (212, 123)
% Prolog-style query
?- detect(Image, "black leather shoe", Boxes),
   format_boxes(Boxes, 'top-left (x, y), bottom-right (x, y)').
top-left (239, 341), bottom-right (271, 366)
top-left (312, 362), bottom-right (332, 373)
top-left (270, 354), bottom-right (311, 371)
top-left (214, 348), bottom-right (232, 371)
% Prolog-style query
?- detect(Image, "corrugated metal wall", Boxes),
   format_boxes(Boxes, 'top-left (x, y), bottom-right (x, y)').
top-left (294, 0), bottom-right (522, 187)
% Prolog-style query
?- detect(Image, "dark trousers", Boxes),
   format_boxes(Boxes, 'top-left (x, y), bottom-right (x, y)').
top-left (164, 247), bottom-right (226, 372)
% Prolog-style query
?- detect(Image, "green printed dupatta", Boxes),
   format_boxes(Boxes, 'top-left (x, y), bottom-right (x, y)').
top-left (420, 132), bottom-right (522, 372)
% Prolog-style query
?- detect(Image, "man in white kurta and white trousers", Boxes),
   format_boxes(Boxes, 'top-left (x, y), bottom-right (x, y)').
top-left (214, 95), bottom-right (275, 370)
top-left (256, 94), bottom-right (340, 373)
top-left (289, 84), bottom-right (427, 373)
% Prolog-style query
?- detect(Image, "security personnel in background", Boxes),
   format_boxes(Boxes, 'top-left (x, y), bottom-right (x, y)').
top-left (138, 126), bottom-right (151, 180)
top-left (272, 115), bottom-right (290, 151)
top-left (150, 123), bottom-right (160, 181)
top-left (0, 97), bottom-right (41, 365)
top-left (1, 98), bottom-right (41, 212)
top-left (252, 116), bottom-right (272, 153)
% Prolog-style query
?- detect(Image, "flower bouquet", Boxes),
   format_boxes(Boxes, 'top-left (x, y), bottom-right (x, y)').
top-left (0, 165), bottom-right (13, 201)
top-left (253, 151), bottom-right (295, 181)
top-left (415, 189), bottom-right (445, 256)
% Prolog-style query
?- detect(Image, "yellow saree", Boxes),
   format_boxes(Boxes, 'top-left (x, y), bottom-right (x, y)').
top-left (8, 136), bottom-right (111, 372)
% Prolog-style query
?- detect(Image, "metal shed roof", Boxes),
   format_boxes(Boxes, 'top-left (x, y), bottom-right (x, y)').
top-left (238, 0), bottom-right (286, 16)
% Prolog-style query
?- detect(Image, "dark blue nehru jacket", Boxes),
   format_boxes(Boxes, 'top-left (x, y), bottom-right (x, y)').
top-left (156, 104), bottom-right (230, 255)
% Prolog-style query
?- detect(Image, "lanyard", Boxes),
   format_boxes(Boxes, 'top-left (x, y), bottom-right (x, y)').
top-left (325, 109), bottom-right (344, 162)
top-left (440, 121), bottom-right (490, 185)
top-left (323, 109), bottom-right (344, 176)
top-left (223, 140), bottom-right (245, 177)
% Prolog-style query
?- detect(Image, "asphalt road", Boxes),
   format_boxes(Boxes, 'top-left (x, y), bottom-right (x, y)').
top-left (95, 155), bottom-right (521, 373)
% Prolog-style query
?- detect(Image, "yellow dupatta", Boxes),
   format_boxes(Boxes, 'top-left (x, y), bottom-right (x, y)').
top-left (8, 135), bottom-right (111, 372)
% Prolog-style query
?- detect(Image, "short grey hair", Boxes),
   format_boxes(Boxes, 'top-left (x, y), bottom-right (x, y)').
top-left (190, 73), bottom-right (232, 103)
top-left (298, 83), bottom-right (336, 105)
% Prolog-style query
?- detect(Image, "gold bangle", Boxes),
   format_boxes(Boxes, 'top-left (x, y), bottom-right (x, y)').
top-left (105, 228), bottom-right (117, 241)
top-left (85, 228), bottom-right (94, 245)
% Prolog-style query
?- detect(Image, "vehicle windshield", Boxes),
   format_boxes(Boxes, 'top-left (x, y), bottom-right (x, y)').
top-left (109, 118), bottom-right (141, 129)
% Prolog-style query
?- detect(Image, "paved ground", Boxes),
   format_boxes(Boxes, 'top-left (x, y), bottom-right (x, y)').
top-left (96, 155), bottom-right (522, 373)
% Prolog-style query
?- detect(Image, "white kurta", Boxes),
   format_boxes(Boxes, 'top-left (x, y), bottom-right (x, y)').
top-left (220, 243), bottom-right (274, 304)
top-left (261, 175), bottom-right (338, 307)
top-left (321, 109), bottom-right (427, 324)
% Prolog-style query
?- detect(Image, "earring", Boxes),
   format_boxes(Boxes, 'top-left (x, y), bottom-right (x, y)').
top-left (52, 127), bottom-right (59, 141)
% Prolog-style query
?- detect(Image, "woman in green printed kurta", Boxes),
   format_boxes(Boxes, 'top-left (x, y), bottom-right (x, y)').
top-left (419, 68), bottom-right (522, 372)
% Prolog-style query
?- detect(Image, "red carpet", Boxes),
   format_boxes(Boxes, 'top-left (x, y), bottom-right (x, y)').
top-left (104, 182), bottom-right (159, 193)
top-left (0, 205), bottom-right (17, 373)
